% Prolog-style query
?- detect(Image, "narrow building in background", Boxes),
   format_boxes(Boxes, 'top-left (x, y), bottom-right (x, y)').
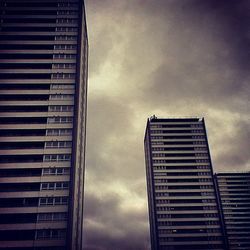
top-left (144, 116), bottom-right (225, 250)
top-left (0, 1), bottom-right (88, 249)
top-left (215, 172), bottom-right (250, 250)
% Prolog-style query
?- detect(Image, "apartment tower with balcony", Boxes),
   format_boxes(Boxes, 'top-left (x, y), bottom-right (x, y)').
top-left (215, 172), bottom-right (250, 250)
top-left (0, 0), bottom-right (88, 249)
top-left (144, 116), bottom-right (226, 250)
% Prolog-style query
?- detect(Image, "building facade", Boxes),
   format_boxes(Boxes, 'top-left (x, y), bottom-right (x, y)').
top-left (144, 116), bottom-right (226, 250)
top-left (215, 172), bottom-right (250, 250)
top-left (0, 1), bottom-right (88, 249)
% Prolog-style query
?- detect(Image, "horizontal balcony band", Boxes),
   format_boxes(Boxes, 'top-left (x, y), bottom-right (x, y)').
top-left (0, 190), bottom-right (69, 198)
top-left (0, 124), bottom-right (46, 129)
top-left (0, 14), bottom-right (78, 18)
top-left (3, 23), bottom-right (78, 28)
top-left (151, 133), bottom-right (205, 137)
top-left (0, 89), bottom-right (49, 94)
top-left (2, 6), bottom-right (78, 11)
top-left (0, 206), bottom-right (68, 214)
top-left (156, 210), bottom-right (218, 215)
top-left (0, 90), bottom-right (74, 94)
top-left (0, 160), bottom-right (71, 170)
top-left (158, 224), bottom-right (221, 229)
top-left (0, 31), bottom-right (77, 36)
top-left (154, 169), bottom-right (211, 172)
top-left (155, 196), bottom-right (215, 200)
top-left (0, 148), bottom-right (71, 155)
top-left (151, 138), bottom-right (206, 141)
top-left (159, 233), bottom-right (222, 237)
top-left (0, 240), bottom-right (65, 248)
top-left (0, 113), bottom-right (73, 118)
top-left (157, 217), bottom-right (219, 222)
top-left (0, 240), bottom-right (34, 248)
top-left (0, 69), bottom-right (76, 73)
top-left (153, 147), bottom-right (208, 154)
top-left (0, 112), bottom-right (73, 117)
top-left (0, 175), bottom-right (69, 183)
top-left (156, 203), bottom-right (218, 207)
top-left (152, 157), bottom-right (209, 160)
top-left (153, 162), bottom-right (211, 166)
top-left (155, 189), bottom-right (214, 193)
top-left (0, 100), bottom-right (74, 105)
top-left (0, 136), bottom-right (72, 143)
top-left (152, 144), bottom-right (207, 147)
top-left (150, 127), bottom-right (203, 130)
top-left (0, 222), bottom-right (67, 231)
top-left (155, 182), bottom-right (213, 186)
top-left (0, 112), bottom-right (73, 118)
top-left (0, 59), bottom-right (76, 65)
top-left (158, 241), bottom-right (223, 246)
top-left (154, 175), bottom-right (212, 179)
top-left (0, 79), bottom-right (75, 83)
top-left (0, 125), bottom-right (72, 130)
top-left (0, 40), bottom-right (77, 45)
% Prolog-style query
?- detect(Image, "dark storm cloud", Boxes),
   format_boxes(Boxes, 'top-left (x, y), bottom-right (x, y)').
top-left (84, 0), bottom-right (250, 249)
top-left (119, 0), bottom-right (250, 111)
top-left (83, 192), bottom-right (149, 250)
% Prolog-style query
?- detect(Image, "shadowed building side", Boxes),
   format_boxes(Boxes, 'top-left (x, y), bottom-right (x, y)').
top-left (215, 172), bottom-right (250, 250)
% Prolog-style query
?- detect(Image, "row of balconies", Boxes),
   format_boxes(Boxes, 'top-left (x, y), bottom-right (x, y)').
top-left (0, 190), bottom-right (69, 199)
top-left (0, 239), bottom-right (65, 249)
top-left (0, 40), bottom-right (77, 45)
top-left (0, 222), bottom-right (67, 231)
top-left (0, 159), bottom-right (71, 171)
top-left (0, 68), bottom-right (76, 74)
top-left (0, 86), bottom-right (75, 94)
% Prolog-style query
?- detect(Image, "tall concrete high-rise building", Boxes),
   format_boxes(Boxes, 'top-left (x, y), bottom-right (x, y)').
top-left (0, 1), bottom-right (88, 249)
top-left (215, 172), bottom-right (250, 250)
top-left (144, 116), bottom-right (226, 250)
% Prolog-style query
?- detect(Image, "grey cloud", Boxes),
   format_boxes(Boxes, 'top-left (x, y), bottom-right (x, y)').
top-left (117, 0), bottom-right (249, 112)
top-left (83, 192), bottom-right (150, 250)
top-left (83, 0), bottom-right (250, 249)
top-left (86, 94), bottom-right (150, 185)
top-left (213, 120), bottom-right (250, 171)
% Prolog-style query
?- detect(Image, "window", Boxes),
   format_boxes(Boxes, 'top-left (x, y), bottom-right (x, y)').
top-left (50, 94), bottom-right (73, 100)
top-left (58, 3), bottom-right (78, 7)
top-left (36, 229), bottom-right (66, 239)
top-left (37, 213), bottom-right (53, 221)
top-left (41, 182), bottom-right (69, 190)
top-left (37, 213), bottom-right (67, 222)
top-left (42, 167), bottom-right (70, 176)
top-left (54, 44), bottom-right (77, 50)
top-left (43, 154), bottom-right (71, 162)
top-left (57, 10), bottom-right (78, 15)
top-left (45, 141), bottom-right (72, 148)
top-left (46, 129), bottom-right (72, 136)
top-left (47, 116), bottom-right (73, 124)
top-left (53, 54), bottom-right (76, 60)
top-left (55, 36), bottom-right (77, 41)
top-left (39, 197), bottom-right (68, 206)
top-left (48, 105), bottom-right (74, 112)
top-left (56, 18), bottom-right (78, 24)
top-left (51, 72), bottom-right (75, 78)
top-left (39, 197), bottom-right (54, 206)
top-left (51, 83), bottom-right (75, 88)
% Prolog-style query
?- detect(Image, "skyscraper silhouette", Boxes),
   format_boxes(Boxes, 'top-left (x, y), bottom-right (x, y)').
top-left (0, 1), bottom-right (88, 249)
top-left (144, 116), bottom-right (225, 250)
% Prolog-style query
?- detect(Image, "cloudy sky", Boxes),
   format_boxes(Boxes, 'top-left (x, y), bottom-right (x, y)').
top-left (83, 0), bottom-right (250, 249)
